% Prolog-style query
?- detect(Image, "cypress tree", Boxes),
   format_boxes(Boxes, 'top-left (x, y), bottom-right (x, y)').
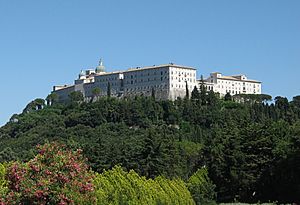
top-left (107, 82), bottom-right (111, 97)
top-left (151, 87), bottom-right (156, 100)
top-left (185, 81), bottom-right (189, 99)
top-left (224, 92), bottom-right (232, 101)
top-left (191, 86), bottom-right (200, 100)
top-left (200, 75), bottom-right (207, 105)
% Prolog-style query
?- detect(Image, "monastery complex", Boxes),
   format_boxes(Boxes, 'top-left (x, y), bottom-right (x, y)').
top-left (53, 60), bottom-right (262, 102)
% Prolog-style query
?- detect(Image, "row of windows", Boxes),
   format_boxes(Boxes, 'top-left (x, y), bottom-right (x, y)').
top-left (126, 77), bottom-right (167, 84)
top-left (224, 88), bottom-right (260, 94)
top-left (227, 90), bottom-right (242, 95)
top-left (217, 80), bottom-right (260, 87)
top-left (125, 84), bottom-right (167, 91)
top-left (171, 84), bottom-right (194, 89)
top-left (95, 76), bottom-right (118, 82)
top-left (171, 71), bottom-right (195, 77)
top-left (220, 86), bottom-right (259, 92)
top-left (171, 77), bottom-right (195, 83)
top-left (124, 70), bottom-right (168, 79)
top-left (205, 85), bottom-right (213, 91)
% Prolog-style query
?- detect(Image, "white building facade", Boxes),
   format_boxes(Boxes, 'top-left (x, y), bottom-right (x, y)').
top-left (199, 72), bottom-right (262, 96)
top-left (53, 61), bottom-right (197, 102)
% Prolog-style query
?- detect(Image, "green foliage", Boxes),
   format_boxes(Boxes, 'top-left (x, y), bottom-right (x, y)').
top-left (185, 81), bottom-right (190, 99)
top-left (191, 86), bottom-right (200, 100)
top-left (91, 87), bottom-right (101, 102)
top-left (23, 98), bottom-right (45, 113)
top-left (0, 163), bottom-right (8, 197)
top-left (233, 94), bottom-right (272, 104)
top-left (187, 168), bottom-right (216, 205)
top-left (94, 165), bottom-right (195, 205)
top-left (1, 93), bottom-right (300, 203)
top-left (46, 93), bottom-right (59, 105)
top-left (224, 92), bottom-right (232, 101)
top-left (69, 91), bottom-right (84, 103)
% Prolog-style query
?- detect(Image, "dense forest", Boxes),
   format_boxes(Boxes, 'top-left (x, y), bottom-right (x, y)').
top-left (0, 87), bottom-right (300, 203)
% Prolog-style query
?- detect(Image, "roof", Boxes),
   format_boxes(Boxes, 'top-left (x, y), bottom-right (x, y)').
top-left (94, 71), bottom-right (122, 77)
top-left (218, 75), bottom-right (261, 83)
top-left (93, 64), bottom-right (195, 76)
top-left (53, 85), bottom-right (74, 92)
top-left (123, 64), bottom-right (196, 73)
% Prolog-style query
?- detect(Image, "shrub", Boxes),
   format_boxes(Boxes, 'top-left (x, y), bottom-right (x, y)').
top-left (187, 167), bottom-right (216, 205)
top-left (94, 165), bottom-right (195, 205)
top-left (0, 163), bottom-right (8, 197)
top-left (0, 142), bottom-right (95, 205)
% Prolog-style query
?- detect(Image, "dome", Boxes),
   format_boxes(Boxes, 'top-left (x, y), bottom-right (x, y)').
top-left (95, 59), bottom-right (105, 73)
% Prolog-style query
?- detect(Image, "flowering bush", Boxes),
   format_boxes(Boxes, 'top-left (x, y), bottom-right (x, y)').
top-left (0, 142), bottom-right (95, 205)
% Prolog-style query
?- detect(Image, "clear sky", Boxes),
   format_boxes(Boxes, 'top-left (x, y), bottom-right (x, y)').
top-left (0, 0), bottom-right (299, 126)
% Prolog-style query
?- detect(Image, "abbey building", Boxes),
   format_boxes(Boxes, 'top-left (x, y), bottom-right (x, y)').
top-left (53, 60), bottom-right (261, 102)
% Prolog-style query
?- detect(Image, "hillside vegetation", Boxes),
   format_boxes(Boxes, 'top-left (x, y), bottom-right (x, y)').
top-left (1, 90), bottom-right (300, 203)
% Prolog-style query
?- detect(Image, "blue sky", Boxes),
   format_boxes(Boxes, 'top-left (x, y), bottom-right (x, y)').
top-left (0, 0), bottom-right (299, 126)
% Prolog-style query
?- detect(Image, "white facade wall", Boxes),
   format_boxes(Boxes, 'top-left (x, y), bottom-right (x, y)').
top-left (204, 72), bottom-right (261, 96)
top-left (169, 67), bottom-right (197, 100)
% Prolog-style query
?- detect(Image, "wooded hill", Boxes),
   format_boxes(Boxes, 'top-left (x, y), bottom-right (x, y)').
top-left (1, 89), bottom-right (300, 203)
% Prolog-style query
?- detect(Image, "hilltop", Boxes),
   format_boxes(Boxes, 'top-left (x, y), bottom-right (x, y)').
top-left (0, 93), bottom-right (300, 203)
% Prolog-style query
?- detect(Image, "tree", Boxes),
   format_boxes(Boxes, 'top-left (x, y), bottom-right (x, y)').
top-left (275, 96), bottom-right (289, 110)
top-left (107, 82), bottom-right (111, 97)
top-left (199, 75), bottom-right (207, 105)
top-left (151, 87), bottom-right (156, 100)
top-left (69, 91), bottom-right (84, 103)
top-left (46, 93), bottom-right (59, 105)
top-left (94, 165), bottom-right (195, 205)
top-left (187, 167), bottom-right (216, 205)
top-left (292, 95), bottom-right (300, 108)
top-left (191, 86), bottom-right (200, 100)
top-left (34, 98), bottom-right (45, 110)
top-left (224, 92), bottom-right (232, 101)
top-left (91, 87), bottom-right (101, 102)
top-left (207, 90), bottom-right (218, 106)
top-left (22, 98), bottom-right (45, 113)
top-left (185, 81), bottom-right (189, 99)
